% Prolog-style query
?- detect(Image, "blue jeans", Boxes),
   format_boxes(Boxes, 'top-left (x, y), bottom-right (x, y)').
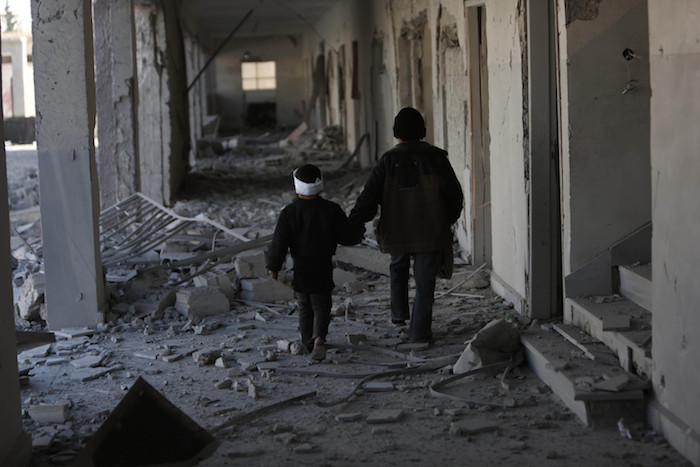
top-left (390, 250), bottom-right (441, 342)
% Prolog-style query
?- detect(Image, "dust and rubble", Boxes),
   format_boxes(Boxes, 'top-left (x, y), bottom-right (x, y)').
top-left (6, 131), bottom-right (690, 466)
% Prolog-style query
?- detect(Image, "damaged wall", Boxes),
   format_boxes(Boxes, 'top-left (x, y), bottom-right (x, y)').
top-left (134, 0), bottom-right (190, 206)
top-left (483, 0), bottom-right (529, 312)
top-left (560, 0), bottom-right (651, 273)
top-left (648, 1), bottom-right (700, 463)
top-left (211, 35), bottom-right (304, 132)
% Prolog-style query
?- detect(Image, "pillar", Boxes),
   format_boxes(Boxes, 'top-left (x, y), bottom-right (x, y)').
top-left (31, 0), bottom-right (106, 329)
top-left (94, 0), bottom-right (139, 209)
top-left (0, 30), bottom-right (32, 465)
top-left (8, 36), bottom-right (29, 117)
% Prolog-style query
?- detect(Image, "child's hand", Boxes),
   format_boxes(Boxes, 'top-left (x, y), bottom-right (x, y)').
top-left (268, 270), bottom-right (278, 280)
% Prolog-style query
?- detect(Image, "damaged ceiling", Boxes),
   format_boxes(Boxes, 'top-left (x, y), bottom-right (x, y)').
top-left (180, 0), bottom-right (342, 41)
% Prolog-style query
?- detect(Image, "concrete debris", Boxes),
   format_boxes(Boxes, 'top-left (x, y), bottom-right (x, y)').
top-left (449, 419), bottom-right (498, 436)
top-left (366, 409), bottom-right (403, 424)
top-left (335, 412), bottom-right (363, 423)
top-left (289, 342), bottom-right (308, 355)
top-left (16, 272), bottom-right (45, 320)
top-left (20, 343), bottom-right (52, 359)
top-left (215, 378), bottom-right (233, 389)
top-left (54, 327), bottom-right (97, 339)
top-left (294, 443), bottom-right (317, 454)
top-left (193, 271), bottom-right (235, 300)
top-left (592, 374), bottom-right (630, 392)
top-left (335, 246), bottom-right (388, 275)
top-left (134, 350), bottom-right (160, 360)
top-left (70, 355), bottom-right (104, 369)
top-left (240, 278), bottom-right (294, 302)
top-left (28, 404), bottom-right (70, 424)
top-left (363, 381), bottom-right (395, 392)
top-left (192, 349), bottom-right (222, 366)
top-left (235, 250), bottom-right (268, 278)
top-left (175, 286), bottom-right (230, 318)
top-left (333, 268), bottom-right (357, 288)
top-left (346, 334), bottom-right (367, 345)
top-left (248, 383), bottom-right (258, 399)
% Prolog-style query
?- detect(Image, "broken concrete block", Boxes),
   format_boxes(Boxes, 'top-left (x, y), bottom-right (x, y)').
top-left (363, 382), bottom-right (395, 392)
top-left (215, 379), bottom-right (233, 389)
top-left (277, 339), bottom-right (291, 351)
top-left (161, 353), bottom-right (184, 363)
top-left (70, 355), bottom-right (104, 369)
top-left (248, 383), bottom-right (258, 399)
top-left (293, 443), bottom-right (316, 454)
top-left (333, 268), bottom-right (357, 288)
top-left (45, 357), bottom-right (69, 366)
top-left (366, 409), bottom-right (403, 424)
top-left (601, 314), bottom-right (631, 331)
top-left (193, 349), bottom-right (221, 366)
top-left (160, 243), bottom-right (197, 262)
top-left (290, 342), bottom-right (308, 355)
top-left (54, 327), bottom-right (97, 339)
top-left (235, 249), bottom-right (268, 278)
top-left (72, 366), bottom-right (120, 382)
top-left (449, 419), bottom-right (498, 436)
top-left (134, 350), bottom-right (160, 360)
top-left (240, 279), bottom-right (294, 302)
top-left (20, 343), bottom-right (52, 359)
top-left (17, 273), bottom-right (45, 320)
top-left (28, 404), bottom-right (70, 424)
top-left (193, 271), bottom-right (236, 300)
top-left (336, 412), bottom-right (363, 423)
top-left (346, 334), bottom-right (367, 345)
top-left (175, 287), bottom-right (229, 318)
top-left (335, 246), bottom-right (388, 275)
top-left (236, 355), bottom-right (266, 371)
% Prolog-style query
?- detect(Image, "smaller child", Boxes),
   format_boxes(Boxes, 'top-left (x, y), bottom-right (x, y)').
top-left (266, 164), bottom-right (363, 361)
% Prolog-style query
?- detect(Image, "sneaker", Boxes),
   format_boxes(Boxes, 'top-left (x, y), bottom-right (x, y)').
top-left (310, 344), bottom-right (327, 361)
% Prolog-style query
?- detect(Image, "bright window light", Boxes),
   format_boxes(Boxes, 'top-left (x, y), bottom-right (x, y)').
top-left (241, 61), bottom-right (276, 90)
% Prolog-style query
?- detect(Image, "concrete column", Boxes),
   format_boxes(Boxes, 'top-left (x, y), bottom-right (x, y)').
top-left (134, 1), bottom-right (189, 206)
top-left (31, 0), bottom-right (106, 329)
top-left (94, 0), bottom-right (139, 209)
top-left (0, 32), bottom-right (32, 465)
top-left (8, 37), bottom-right (29, 117)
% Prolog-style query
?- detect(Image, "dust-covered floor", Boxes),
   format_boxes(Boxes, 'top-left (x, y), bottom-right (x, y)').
top-left (7, 134), bottom-right (691, 466)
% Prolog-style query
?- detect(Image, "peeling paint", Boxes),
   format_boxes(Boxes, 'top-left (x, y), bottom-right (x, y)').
top-left (565, 0), bottom-right (604, 25)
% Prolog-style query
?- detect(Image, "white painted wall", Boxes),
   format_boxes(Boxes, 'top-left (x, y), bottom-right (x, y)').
top-left (562, 0), bottom-right (651, 272)
top-left (648, 1), bottom-right (700, 463)
top-left (483, 0), bottom-right (529, 309)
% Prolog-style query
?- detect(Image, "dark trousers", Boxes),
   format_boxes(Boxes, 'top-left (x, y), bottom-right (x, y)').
top-left (296, 291), bottom-right (332, 351)
top-left (390, 250), bottom-right (442, 342)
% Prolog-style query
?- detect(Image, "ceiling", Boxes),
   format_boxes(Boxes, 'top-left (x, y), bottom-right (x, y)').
top-left (180, 0), bottom-right (342, 42)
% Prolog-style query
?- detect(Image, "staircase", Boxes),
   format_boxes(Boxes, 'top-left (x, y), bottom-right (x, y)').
top-left (522, 223), bottom-right (653, 427)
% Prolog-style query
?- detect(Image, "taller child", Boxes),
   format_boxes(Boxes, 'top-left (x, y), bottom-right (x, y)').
top-left (349, 107), bottom-right (463, 343)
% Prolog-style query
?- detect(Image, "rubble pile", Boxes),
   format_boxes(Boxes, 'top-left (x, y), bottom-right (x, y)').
top-left (7, 129), bottom-right (689, 466)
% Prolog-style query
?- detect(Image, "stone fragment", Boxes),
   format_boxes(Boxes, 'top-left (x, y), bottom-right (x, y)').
top-left (215, 379), bottom-right (233, 389)
top-left (248, 383), bottom-right (258, 399)
top-left (277, 339), bottom-right (291, 351)
top-left (290, 342), bottom-right (308, 355)
top-left (20, 343), bottom-right (52, 359)
top-left (335, 246), bottom-right (388, 275)
top-left (32, 434), bottom-right (54, 448)
top-left (70, 355), bottom-right (104, 369)
top-left (134, 350), bottom-right (160, 360)
top-left (346, 334), bottom-right (367, 345)
top-left (175, 287), bottom-right (229, 318)
top-left (72, 366), bottom-right (121, 382)
top-left (235, 250), bottom-right (268, 278)
top-left (161, 353), bottom-right (184, 363)
top-left (366, 409), bottom-right (403, 424)
top-left (45, 357), bottom-right (69, 366)
top-left (54, 327), bottom-right (97, 339)
top-left (17, 273), bottom-right (45, 320)
top-left (294, 444), bottom-right (317, 454)
top-left (333, 268), bottom-right (356, 288)
top-left (449, 419), bottom-right (498, 436)
top-left (28, 404), bottom-right (70, 423)
top-left (335, 412), bottom-right (363, 423)
top-left (237, 355), bottom-right (266, 371)
top-left (192, 349), bottom-right (222, 366)
top-left (193, 271), bottom-right (236, 300)
top-left (240, 279), bottom-right (294, 302)
top-left (363, 382), bottom-right (395, 392)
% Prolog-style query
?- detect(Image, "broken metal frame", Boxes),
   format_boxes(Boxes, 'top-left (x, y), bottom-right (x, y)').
top-left (100, 192), bottom-right (262, 272)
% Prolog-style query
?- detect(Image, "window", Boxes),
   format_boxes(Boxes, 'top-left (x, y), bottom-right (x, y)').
top-left (241, 61), bottom-right (276, 91)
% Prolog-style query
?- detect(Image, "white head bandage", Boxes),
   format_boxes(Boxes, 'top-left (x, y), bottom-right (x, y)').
top-left (293, 168), bottom-right (324, 195)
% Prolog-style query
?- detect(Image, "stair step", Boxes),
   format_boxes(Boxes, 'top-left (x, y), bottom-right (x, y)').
top-left (521, 327), bottom-right (649, 427)
top-left (618, 264), bottom-right (652, 311)
top-left (567, 296), bottom-right (652, 377)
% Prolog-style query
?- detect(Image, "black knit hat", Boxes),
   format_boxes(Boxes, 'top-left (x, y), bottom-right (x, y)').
top-left (393, 107), bottom-right (426, 141)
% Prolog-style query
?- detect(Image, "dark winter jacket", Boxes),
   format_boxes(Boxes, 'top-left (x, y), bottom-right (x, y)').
top-left (349, 141), bottom-right (463, 254)
top-left (267, 196), bottom-right (362, 293)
